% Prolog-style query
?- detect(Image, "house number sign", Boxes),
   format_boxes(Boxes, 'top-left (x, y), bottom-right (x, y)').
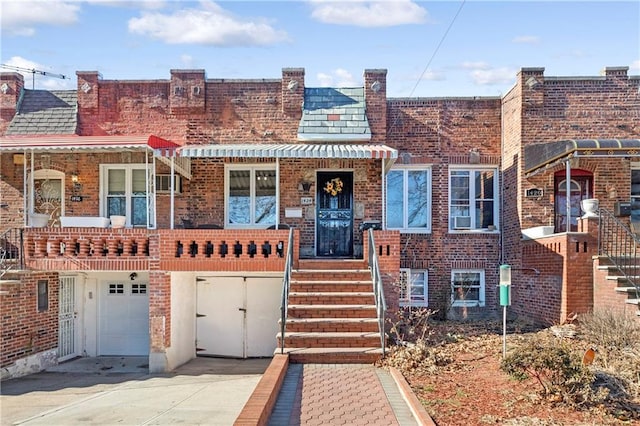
top-left (525, 188), bottom-right (543, 198)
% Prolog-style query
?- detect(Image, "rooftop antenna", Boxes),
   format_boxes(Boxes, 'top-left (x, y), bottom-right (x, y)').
top-left (0, 63), bottom-right (68, 89)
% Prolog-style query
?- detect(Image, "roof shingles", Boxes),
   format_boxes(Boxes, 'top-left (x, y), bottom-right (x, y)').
top-left (297, 87), bottom-right (371, 141)
top-left (6, 90), bottom-right (77, 135)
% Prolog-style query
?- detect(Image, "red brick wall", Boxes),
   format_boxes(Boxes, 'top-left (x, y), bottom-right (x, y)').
top-left (0, 272), bottom-right (59, 367)
top-left (0, 72), bottom-right (24, 133)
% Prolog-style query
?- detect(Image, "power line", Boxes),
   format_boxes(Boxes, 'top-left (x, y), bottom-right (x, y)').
top-left (0, 64), bottom-right (69, 89)
top-left (388, 0), bottom-right (467, 134)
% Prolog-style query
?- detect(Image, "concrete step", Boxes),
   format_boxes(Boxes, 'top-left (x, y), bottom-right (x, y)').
top-left (297, 259), bottom-right (367, 270)
top-left (282, 317), bottom-right (380, 333)
top-left (288, 292), bottom-right (375, 305)
top-left (277, 347), bottom-right (383, 364)
top-left (291, 270), bottom-right (372, 281)
top-left (625, 298), bottom-right (639, 306)
top-left (287, 304), bottom-right (377, 319)
top-left (615, 286), bottom-right (640, 295)
top-left (278, 331), bottom-right (382, 348)
top-left (290, 280), bottom-right (373, 292)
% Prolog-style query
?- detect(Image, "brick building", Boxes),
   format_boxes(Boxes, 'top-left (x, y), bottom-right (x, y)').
top-left (1, 66), bottom-right (638, 379)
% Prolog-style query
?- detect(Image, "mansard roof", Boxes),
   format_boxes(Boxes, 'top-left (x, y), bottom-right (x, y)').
top-left (6, 90), bottom-right (77, 135)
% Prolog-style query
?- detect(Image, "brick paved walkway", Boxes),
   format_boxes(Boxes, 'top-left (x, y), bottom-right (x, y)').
top-left (268, 364), bottom-right (417, 425)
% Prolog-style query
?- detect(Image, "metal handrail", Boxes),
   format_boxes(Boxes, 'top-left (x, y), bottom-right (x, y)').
top-left (0, 228), bottom-right (24, 278)
top-left (279, 228), bottom-right (294, 354)
top-left (598, 208), bottom-right (640, 301)
top-left (367, 228), bottom-right (387, 356)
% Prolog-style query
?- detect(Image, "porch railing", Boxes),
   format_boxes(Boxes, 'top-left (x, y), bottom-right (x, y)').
top-left (367, 228), bottom-right (387, 356)
top-left (598, 208), bottom-right (640, 300)
top-left (279, 228), bottom-right (294, 354)
top-left (1, 228), bottom-right (24, 277)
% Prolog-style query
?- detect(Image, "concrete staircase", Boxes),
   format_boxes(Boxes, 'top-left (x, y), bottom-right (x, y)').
top-left (277, 259), bottom-right (384, 363)
top-left (597, 256), bottom-right (640, 318)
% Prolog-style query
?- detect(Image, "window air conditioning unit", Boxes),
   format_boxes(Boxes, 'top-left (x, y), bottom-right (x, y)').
top-left (454, 216), bottom-right (471, 229)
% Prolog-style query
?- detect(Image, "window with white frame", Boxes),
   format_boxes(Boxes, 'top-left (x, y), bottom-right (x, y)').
top-left (451, 269), bottom-right (485, 307)
top-left (226, 165), bottom-right (277, 228)
top-left (386, 167), bottom-right (431, 231)
top-left (631, 163), bottom-right (640, 222)
top-left (101, 164), bottom-right (149, 227)
top-left (449, 167), bottom-right (498, 231)
top-left (399, 268), bottom-right (428, 307)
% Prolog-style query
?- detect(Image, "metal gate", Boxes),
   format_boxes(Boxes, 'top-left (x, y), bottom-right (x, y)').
top-left (58, 276), bottom-right (76, 361)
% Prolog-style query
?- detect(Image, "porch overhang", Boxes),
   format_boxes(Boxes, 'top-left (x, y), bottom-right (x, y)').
top-left (0, 135), bottom-right (181, 155)
top-left (0, 134), bottom-right (192, 179)
top-left (524, 139), bottom-right (640, 177)
top-left (177, 143), bottom-right (398, 160)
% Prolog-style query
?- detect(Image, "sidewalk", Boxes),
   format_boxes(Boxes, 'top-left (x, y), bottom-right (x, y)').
top-left (1, 357), bottom-right (270, 426)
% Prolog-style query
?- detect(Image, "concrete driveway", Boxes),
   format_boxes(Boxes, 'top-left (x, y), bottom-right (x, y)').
top-left (1, 356), bottom-right (270, 426)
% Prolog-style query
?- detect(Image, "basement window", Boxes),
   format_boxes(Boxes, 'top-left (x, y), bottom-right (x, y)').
top-left (37, 280), bottom-right (49, 312)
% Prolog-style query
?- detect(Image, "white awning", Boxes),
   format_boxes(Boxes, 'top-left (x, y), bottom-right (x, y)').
top-left (178, 143), bottom-right (398, 160)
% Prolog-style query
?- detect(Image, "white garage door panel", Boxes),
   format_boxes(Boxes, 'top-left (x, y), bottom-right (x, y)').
top-left (99, 282), bottom-right (149, 356)
top-left (196, 278), bottom-right (244, 357)
top-left (196, 277), bottom-right (281, 358)
top-left (246, 279), bottom-right (281, 357)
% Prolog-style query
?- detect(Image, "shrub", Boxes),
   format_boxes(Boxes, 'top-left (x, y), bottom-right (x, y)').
top-left (500, 333), bottom-right (601, 406)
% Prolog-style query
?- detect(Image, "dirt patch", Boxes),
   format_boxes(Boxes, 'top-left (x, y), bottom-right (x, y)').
top-left (380, 320), bottom-right (640, 426)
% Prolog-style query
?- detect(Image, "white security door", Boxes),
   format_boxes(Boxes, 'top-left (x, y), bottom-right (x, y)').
top-left (99, 281), bottom-right (149, 355)
top-left (196, 277), bottom-right (245, 357)
top-left (246, 279), bottom-right (281, 357)
top-left (58, 276), bottom-right (77, 361)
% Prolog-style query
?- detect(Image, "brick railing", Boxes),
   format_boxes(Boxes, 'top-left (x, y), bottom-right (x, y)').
top-left (23, 228), bottom-right (295, 272)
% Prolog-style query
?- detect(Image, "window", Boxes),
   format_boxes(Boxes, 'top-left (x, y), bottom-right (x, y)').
top-left (156, 174), bottom-right (182, 193)
top-left (101, 164), bottom-right (150, 227)
top-left (108, 283), bottom-right (125, 294)
top-left (451, 270), bottom-right (485, 307)
top-left (226, 165), bottom-right (277, 228)
top-left (132, 283), bottom-right (147, 294)
top-left (37, 280), bottom-right (48, 311)
top-left (631, 163), bottom-right (640, 222)
top-left (386, 167), bottom-right (431, 231)
top-left (399, 268), bottom-right (428, 307)
top-left (449, 167), bottom-right (498, 231)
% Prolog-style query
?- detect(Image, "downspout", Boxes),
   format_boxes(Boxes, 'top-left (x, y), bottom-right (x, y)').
top-left (276, 158), bottom-right (280, 228)
top-left (23, 150), bottom-right (28, 227)
top-left (381, 158), bottom-right (386, 229)
top-left (565, 159), bottom-right (571, 232)
top-left (170, 154), bottom-right (175, 229)
top-left (499, 97), bottom-right (505, 264)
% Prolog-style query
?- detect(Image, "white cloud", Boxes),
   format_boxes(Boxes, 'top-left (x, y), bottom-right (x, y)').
top-left (512, 35), bottom-right (540, 44)
top-left (469, 66), bottom-right (518, 86)
top-left (461, 61), bottom-right (491, 71)
top-left (180, 54), bottom-right (194, 68)
top-left (84, 0), bottom-right (166, 9)
top-left (309, 0), bottom-right (428, 27)
top-left (630, 59), bottom-right (640, 72)
top-left (0, 1), bottom-right (80, 36)
top-left (316, 69), bottom-right (359, 87)
top-left (2, 56), bottom-right (74, 90)
top-left (128, 1), bottom-right (290, 46)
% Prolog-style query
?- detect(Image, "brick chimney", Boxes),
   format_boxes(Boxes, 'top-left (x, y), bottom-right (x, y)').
top-left (364, 69), bottom-right (387, 143)
top-left (281, 68), bottom-right (305, 119)
top-left (0, 72), bottom-right (24, 124)
top-left (169, 69), bottom-right (206, 115)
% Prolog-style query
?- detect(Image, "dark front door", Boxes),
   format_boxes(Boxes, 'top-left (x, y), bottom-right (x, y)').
top-left (317, 171), bottom-right (353, 257)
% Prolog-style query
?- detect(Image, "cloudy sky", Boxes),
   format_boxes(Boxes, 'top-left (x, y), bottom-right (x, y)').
top-left (1, 0), bottom-right (638, 97)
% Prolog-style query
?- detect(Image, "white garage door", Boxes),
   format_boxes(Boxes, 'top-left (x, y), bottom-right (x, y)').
top-left (99, 281), bottom-right (150, 355)
top-left (196, 277), bottom-right (281, 358)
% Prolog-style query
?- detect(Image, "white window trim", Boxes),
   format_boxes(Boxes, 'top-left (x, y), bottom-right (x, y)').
top-left (224, 164), bottom-right (278, 229)
top-left (399, 268), bottom-right (428, 307)
top-left (386, 165), bottom-right (432, 233)
top-left (100, 163), bottom-right (152, 228)
top-left (451, 269), bottom-right (485, 307)
top-left (156, 174), bottom-right (182, 194)
top-left (448, 165), bottom-right (499, 233)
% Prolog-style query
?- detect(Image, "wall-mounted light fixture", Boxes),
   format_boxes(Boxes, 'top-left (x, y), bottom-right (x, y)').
top-left (129, 272), bottom-right (138, 281)
top-left (71, 173), bottom-right (79, 183)
top-left (298, 181), bottom-right (312, 192)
